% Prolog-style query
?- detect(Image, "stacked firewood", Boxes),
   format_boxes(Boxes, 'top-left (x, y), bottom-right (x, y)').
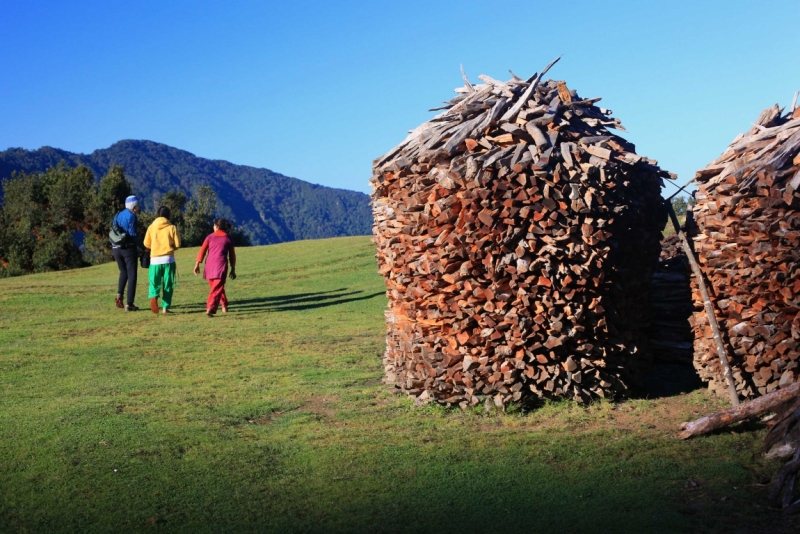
top-left (690, 101), bottom-right (800, 399)
top-left (648, 234), bottom-right (694, 364)
top-left (371, 59), bottom-right (674, 407)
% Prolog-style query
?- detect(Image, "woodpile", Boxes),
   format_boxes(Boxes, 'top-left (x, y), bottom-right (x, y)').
top-left (648, 234), bottom-right (693, 364)
top-left (371, 58), bottom-right (674, 408)
top-left (690, 100), bottom-right (800, 399)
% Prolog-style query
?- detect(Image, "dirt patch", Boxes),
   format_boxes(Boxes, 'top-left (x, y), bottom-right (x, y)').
top-left (250, 397), bottom-right (339, 425)
top-left (299, 395), bottom-right (339, 419)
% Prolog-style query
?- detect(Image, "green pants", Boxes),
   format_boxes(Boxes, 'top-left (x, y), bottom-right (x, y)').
top-left (148, 262), bottom-right (176, 309)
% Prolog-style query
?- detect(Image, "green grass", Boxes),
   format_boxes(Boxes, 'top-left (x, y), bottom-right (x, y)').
top-left (663, 213), bottom-right (686, 238)
top-left (0, 236), bottom-right (795, 533)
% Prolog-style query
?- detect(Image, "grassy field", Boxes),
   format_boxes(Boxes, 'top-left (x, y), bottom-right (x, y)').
top-left (0, 236), bottom-right (795, 533)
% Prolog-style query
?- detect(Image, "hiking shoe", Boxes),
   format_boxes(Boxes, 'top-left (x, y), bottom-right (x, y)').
top-left (115, 296), bottom-right (124, 309)
top-left (150, 297), bottom-right (159, 314)
top-left (125, 304), bottom-right (140, 312)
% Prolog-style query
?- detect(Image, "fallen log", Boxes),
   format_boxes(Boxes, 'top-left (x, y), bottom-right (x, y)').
top-left (678, 381), bottom-right (800, 439)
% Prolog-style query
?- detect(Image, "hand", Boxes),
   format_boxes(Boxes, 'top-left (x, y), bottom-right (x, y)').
top-left (230, 270), bottom-right (237, 280)
top-left (193, 263), bottom-right (200, 276)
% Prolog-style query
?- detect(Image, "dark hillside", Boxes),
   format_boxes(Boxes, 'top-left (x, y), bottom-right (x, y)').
top-left (0, 140), bottom-right (371, 245)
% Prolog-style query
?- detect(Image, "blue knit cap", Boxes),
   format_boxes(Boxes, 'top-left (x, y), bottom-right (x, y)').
top-left (125, 195), bottom-right (139, 210)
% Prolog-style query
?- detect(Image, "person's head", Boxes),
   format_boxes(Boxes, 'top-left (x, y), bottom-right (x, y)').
top-left (125, 195), bottom-right (140, 214)
top-left (214, 218), bottom-right (231, 233)
top-left (157, 206), bottom-right (171, 221)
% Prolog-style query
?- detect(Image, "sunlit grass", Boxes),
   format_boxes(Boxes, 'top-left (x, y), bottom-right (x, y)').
top-left (0, 236), bottom-right (794, 533)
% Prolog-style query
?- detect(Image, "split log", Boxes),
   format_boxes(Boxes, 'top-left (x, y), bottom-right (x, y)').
top-left (678, 381), bottom-right (800, 439)
top-left (371, 58), bottom-right (674, 407)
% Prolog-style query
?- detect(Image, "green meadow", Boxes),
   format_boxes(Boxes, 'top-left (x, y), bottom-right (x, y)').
top-left (0, 236), bottom-right (795, 533)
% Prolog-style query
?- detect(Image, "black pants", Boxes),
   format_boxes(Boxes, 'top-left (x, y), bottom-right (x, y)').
top-left (112, 247), bottom-right (138, 305)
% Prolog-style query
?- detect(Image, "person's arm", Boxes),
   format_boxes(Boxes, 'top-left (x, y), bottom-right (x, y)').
top-left (124, 212), bottom-right (137, 237)
top-left (130, 214), bottom-right (145, 249)
top-left (117, 211), bottom-right (138, 248)
top-left (143, 226), bottom-right (152, 250)
top-left (193, 238), bottom-right (209, 276)
top-left (173, 226), bottom-right (181, 249)
top-left (229, 244), bottom-right (236, 280)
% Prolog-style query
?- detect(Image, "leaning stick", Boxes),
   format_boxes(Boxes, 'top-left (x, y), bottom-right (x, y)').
top-left (667, 202), bottom-right (740, 406)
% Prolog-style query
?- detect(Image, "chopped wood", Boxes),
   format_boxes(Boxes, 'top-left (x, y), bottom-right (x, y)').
top-left (371, 60), bottom-right (674, 408)
top-left (689, 97), bottom-right (800, 400)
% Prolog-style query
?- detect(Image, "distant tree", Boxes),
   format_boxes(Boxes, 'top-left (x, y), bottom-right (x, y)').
top-left (183, 186), bottom-right (216, 246)
top-left (672, 195), bottom-right (689, 217)
top-left (0, 162), bottom-right (256, 277)
top-left (159, 190), bottom-right (187, 229)
top-left (83, 165), bottom-right (133, 264)
top-left (0, 163), bottom-right (92, 276)
top-left (228, 224), bottom-right (252, 247)
top-left (96, 165), bottom-right (131, 216)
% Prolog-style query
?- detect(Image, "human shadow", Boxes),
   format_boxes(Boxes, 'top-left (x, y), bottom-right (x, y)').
top-left (639, 361), bottom-right (703, 400)
top-left (236, 290), bottom-right (385, 314)
top-left (172, 288), bottom-right (384, 315)
top-left (173, 287), bottom-right (358, 313)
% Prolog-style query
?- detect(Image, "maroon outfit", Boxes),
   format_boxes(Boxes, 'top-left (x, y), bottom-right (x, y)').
top-left (196, 230), bottom-right (236, 313)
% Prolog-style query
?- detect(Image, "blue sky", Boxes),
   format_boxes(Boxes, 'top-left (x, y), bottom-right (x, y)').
top-left (1, 0), bottom-right (797, 195)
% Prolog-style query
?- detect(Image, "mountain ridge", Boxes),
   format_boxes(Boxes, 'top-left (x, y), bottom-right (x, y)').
top-left (0, 140), bottom-right (371, 245)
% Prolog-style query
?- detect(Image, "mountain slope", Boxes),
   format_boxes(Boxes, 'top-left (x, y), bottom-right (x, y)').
top-left (0, 140), bottom-right (371, 245)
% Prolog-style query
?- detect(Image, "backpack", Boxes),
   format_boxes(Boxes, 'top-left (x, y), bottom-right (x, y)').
top-left (109, 213), bottom-right (131, 247)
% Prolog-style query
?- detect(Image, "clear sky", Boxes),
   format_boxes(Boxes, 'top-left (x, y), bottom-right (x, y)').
top-left (1, 0), bottom-right (797, 195)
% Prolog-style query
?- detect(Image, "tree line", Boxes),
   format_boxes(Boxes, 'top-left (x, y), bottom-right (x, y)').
top-left (0, 163), bottom-right (249, 277)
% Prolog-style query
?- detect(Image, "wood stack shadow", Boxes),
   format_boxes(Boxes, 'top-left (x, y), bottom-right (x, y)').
top-left (641, 233), bottom-right (703, 399)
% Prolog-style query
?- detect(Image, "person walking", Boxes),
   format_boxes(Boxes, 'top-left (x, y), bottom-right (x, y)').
top-left (143, 206), bottom-right (181, 314)
top-left (111, 195), bottom-right (142, 311)
top-left (193, 218), bottom-right (237, 317)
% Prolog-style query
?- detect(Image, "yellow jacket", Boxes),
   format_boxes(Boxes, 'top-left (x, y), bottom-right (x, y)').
top-left (144, 217), bottom-right (181, 257)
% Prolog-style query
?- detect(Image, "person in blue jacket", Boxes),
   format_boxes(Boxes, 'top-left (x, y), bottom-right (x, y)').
top-left (112, 195), bottom-right (142, 311)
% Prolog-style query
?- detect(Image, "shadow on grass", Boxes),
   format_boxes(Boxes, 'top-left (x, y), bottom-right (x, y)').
top-left (639, 362), bottom-right (704, 400)
top-left (173, 288), bottom-right (385, 315)
top-left (5, 427), bottom-right (784, 533)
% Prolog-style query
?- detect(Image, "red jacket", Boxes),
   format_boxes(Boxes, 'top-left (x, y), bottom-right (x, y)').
top-left (196, 230), bottom-right (236, 280)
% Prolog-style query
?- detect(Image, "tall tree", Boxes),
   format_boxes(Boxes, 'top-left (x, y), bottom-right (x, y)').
top-left (183, 185), bottom-right (217, 246)
top-left (159, 190), bottom-right (187, 230)
top-left (84, 165), bottom-right (133, 264)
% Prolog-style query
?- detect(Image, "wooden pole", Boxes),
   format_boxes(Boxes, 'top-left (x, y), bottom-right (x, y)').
top-left (666, 201), bottom-right (740, 406)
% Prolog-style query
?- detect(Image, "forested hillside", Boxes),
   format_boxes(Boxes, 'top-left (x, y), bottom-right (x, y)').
top-left (0, 141), bottom-right (371, 245)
